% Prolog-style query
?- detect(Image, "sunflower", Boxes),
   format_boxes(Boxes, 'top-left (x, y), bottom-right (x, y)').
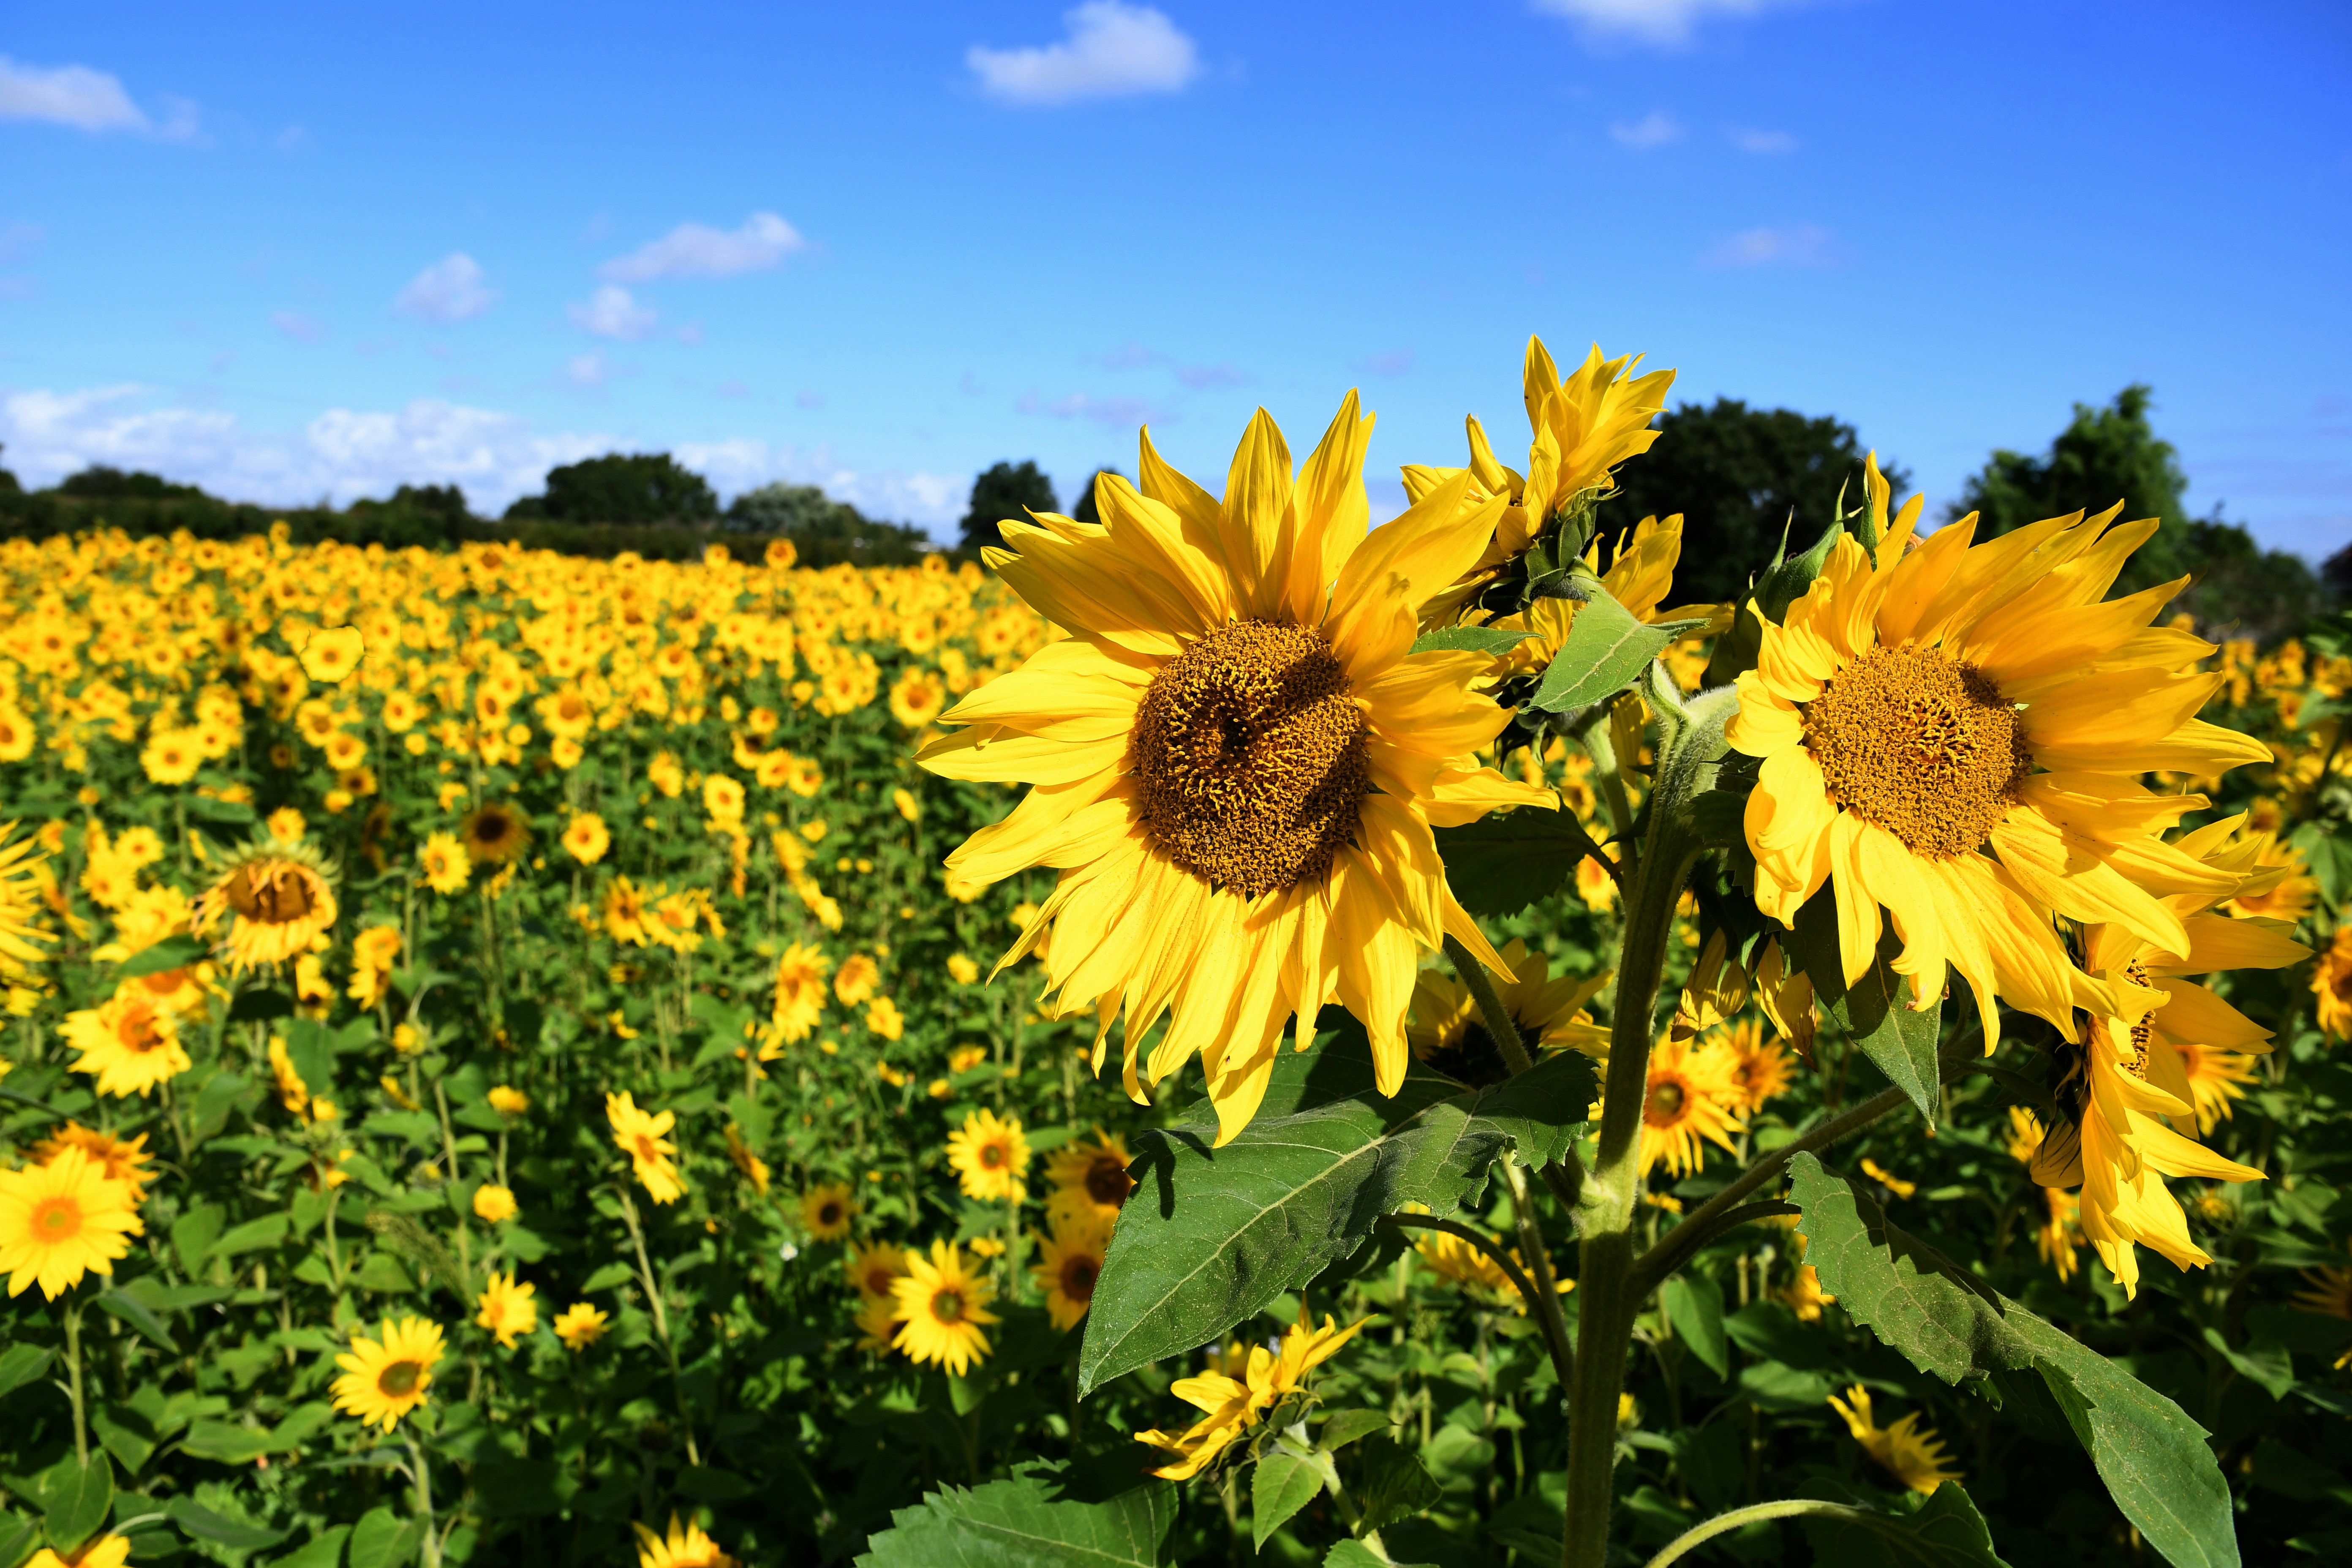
top-left (554, 1302), bottom-right (609, 1351)
top-left (297, 625), bottom-right (365, 684)
top-left (853, 1293), bottom-right (901, 1352)
top-left (0, 824), bottom-right (53, 964)
top-left (330, 1315), bottom-right (444, 1431)
top-left (947, 1108), bottom-right (1030, 1202)
top-left (2035, 1187), bottom-right (2084, 1282)
top-left (563, 813), bottom-right (611, 865)
top-left (1716, 1019), bottom-right (1796, 1114)
top-left (2221, 831), bottom-right (2316, 925)
top-left (2312, 925), bottom-right (2352, 1043)
top-left (1416, 1227), bottom-right (1514, 1297)
top-left (29, 1125), bottom-right (155, 1204)
top-left (602, 875), bottom-right (648, 945)
top-left (846, 1241), bottom-right (907, 1303)
top-left (1405, 939), bottom-right (1609, 1087)
top-left (800, 1183), bottom-right (855, 1240)
top-left (770, 944), bottom-right (830, 1043)
top-left (487, 1085), bottom-right (529, 1118)
top-left (889, 668), bottom-right (945, 730)
top-left (2172, 1038), bottom-right (2259, 1134)
top-left (1634, 1034), bottom-right (1742, 1179)
top-left (2293, 1256), bottom-right (2352, 1320)
top-left (474, 1271), bottom-right (538, 1348)
top-left (634, 1514), bottom-right (739, 1568)
top-left (607, 1092), bottom-right (687, 1204)
top-left (920, 402), bottom-right (1555, 1141)
top-left (472, 1183), bottom-right (518, 1223)
top-left (1828, 1385), bottom-right (1961, 1494)
top-left (722, 1123), bottom-right (771, 1194)
top-left (1135, 1311), bottom-right (1369, 1481)
top-left (25, 1536), bottom-right (131, 1568)
top-left (833, 953), bottom-right (879, 1006)
top-left (2003, 1106), bottom-right (2044, 1165)
top-left (460, 803), bottom-right (529, 866)
top-left (1032, 1214), bottom-right (1110, 1331)
top-left (1726, 470), bottom-right (2270, 1049)
top-left (1045, 1130), bottom-right (1135, 1227)
top-left (0, 1146), bottom-right (143, 1300)
top-left (889, 1239), bottom-right (999, 1375)
top-left (195, 842), bottom-right (339, 968)
top-left (1752, 939), bottom-right (1817, 1063)
top-left (139, 727), bottom-right (203, 785)
top-left (62, 993), bottom-right (192, 1097)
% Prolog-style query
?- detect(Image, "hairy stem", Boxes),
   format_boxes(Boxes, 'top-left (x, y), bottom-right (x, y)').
top-left (1443, 935), bottom-right (1531, 1075)
top-left (63, 1296), bottom-right (88, 1466)
top-left (1502, 1157), bottom-right (1576, 1396)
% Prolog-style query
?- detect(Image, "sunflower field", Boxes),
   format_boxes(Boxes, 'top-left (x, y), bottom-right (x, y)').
top-left (0, 339), bottom-right (2349, 1568)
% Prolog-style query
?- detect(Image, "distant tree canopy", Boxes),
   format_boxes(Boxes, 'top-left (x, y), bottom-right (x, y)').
top-left (1953, 385), bottom-right (2321, 640)
top-left (54, 466), bottom-right (207, 500)
top-left (507, 452), bottom-right (718, 525)
top-left (1605, 400), bottom-right (1901, 607)
top-left (960, 460), bottom-right (1057, 553)
top-left (1070, 467), bottom-right (1121, 526)
top-left (726, 482), bottom-right (929, 568)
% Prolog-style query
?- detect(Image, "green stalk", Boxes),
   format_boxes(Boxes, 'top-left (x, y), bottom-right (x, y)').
top-left (617, 1189), bottom-right (702, 1466)
top-left (63, 1295), bottom-right (89, 1465)
top-left (1642, 1499), bottom-right (1865, 1568)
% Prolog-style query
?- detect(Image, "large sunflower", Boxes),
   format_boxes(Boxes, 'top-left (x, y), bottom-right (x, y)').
top-left (330, 1315), bottom-right (444, 1431)
top-left (0, 1146), bottom-right (143, 1300)
top-left (918, 397), bottom-right (1552, 1141)
top-left (890, 1239), bottom-right (999, 1375)
top-left (63, 994), bottom-right (192, 1098)
top-left (1726, 469), bottom-right (2270, 1047)
top-left (195, 842), bottom-right (339, 969)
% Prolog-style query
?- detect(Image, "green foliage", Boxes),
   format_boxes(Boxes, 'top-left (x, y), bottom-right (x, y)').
top-left (1524, 585), bottom-right (1706, 714)
top-left (856, 1465), bottom-right (1177, 1568)
top-left (522, 452), bottom-right (720, 525)
top-left (1798, 1484), bottom-right (2011, 1567)
top-left (1432, 811), bottom-right (1598, 917)
top-left (1790, 890), bottom-right (1946, 1121)
top-left (960, 460), bottom-right (1058, 552)
top-left (725, 483), bottom-right (931, 567)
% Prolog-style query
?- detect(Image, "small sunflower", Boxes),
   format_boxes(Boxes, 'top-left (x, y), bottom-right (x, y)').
top-left (890, 1239), bottom-right (1000, 1376)
top-left (0, 822), bottom-right (50, 964)
top-left (487, 1085), bottom-right (529, 1118)
top-left (853, 1294), bottom-right (901, 1353)
top-left (195, 841), bottom-right (339, 969)
top-left (330, 1315), bottom-right (445, 1431)
top-left (474, 1271), bottom-right (538, 1349)
top-left (833, 953), bottom-right (879, 1006)
top-left (1044, 1130), bottom-right (1135, 1228)
top-left (1032, 1214), bottom-right (1110, 1331)
top-left (770, 944), bottom-right (830, 1043)
top-left (845, 1241), bottom-right (906, 1303)
top-left (29, 1125), bottom-right (155, 1205)
top-left (722, 1123), bottom-right (771, 1194)
top-left (0, 1146), bottom-right (143, 1300)
top-left (62, 993), bottom-right (193, 1098)
top-left (799, 1183), bottom-right (855, 1241)
top-left (607, 1092), bottom-right (687, 1204)
top-left (460, 803), bottom-right (529, 867)
top-left (1716, 1019), bottom-right (1796, 1114)
top-left (602, 875), bottom-right (648, 945)
top-left (2173, 1038), bottom-right (2259, 1134)
top-left (633, 1514), bottom-right (739, 1568)
top-left (554, 1302), bottom-right (610, 1351)
top-left (472, 1183), bottom-right (518, 1224)
top-left (1405, 939), bottom-right (1609, 1086)
top-left (562, 813), bottom-right (611, 865)
top-left (1827, 1385), bottom-right (1961, 1495)
top-left (2035, 1187), bottom-right (2084, 1282)
top-left (947, 1108), bottom-right (1030, 1203)
top-left (1634, 1034), bottom-right (1742, 1179)
top-left (297, 625), bottom-right (366, 685)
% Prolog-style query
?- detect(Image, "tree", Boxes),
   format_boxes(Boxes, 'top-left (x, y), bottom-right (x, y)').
top-left (52, 465), bottom-right (208, 500)
top-left (727, 481), bottom-right (931, 568)
top-left (960, 461), bottom-right (1056, 553)
top-left (1955, 385), bottom-right (2321, 639)
top-left (520, 452), bottom-right (718, 525)
top-left (0, 444), bottom-right (18, 497)
top-left (1604, 400), bottom-right (1903, 607)
top-left (1070, 467), bottom-right (1121, 526)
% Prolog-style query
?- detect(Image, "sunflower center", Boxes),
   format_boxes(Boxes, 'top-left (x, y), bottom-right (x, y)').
top-left (117, 1007), bottom-right (166, 1054)
top-left (634, 1135), bottom-right (661, 1163)
top-left (1424, 1015), bottom-right (1515, 1089)
top-left (1800, 645), bottom-right (2028, 861)
top-left (931, 1288), bottom-right (965, 1324)
top-left (2122, 962), bottom-right (2154, 1080)
top-left (228, 862), bottom-right (318, 924)
top-left (1061, 1255), bottom-right (1100, 1301)
top-left (1085, 1156), bottom-right (1134, 1207)
top-left (1130, 621), bottom-right (1369, 900)
top-left (818, 1201), bottom-right (843, 1226)
top-left (31, 1196), bottom-right (80, 1238)
top-left (1644, 1079), bottom-right (1687, 1125)
top-left (980, 1144), bottom-right (1005, 1170)
top-left (378, 1359), bottom-right (423, 1396)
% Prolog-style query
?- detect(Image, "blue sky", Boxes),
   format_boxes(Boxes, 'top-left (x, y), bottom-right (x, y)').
top-left (3, 0), bottom-right (2347, 554)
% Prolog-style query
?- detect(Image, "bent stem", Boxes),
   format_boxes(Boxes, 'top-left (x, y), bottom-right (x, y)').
top-left (1642, 1499), bottom-right (1867, 1568)
top-left (1380, 1211), bottom-right (1572, 1393)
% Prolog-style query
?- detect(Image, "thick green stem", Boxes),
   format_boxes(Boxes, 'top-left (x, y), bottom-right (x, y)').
top-left (63, 1296), bottom-right (88, 1465)
top-left (1443, 937), bottom-right (1581, 1217)
top-left (1501, 1158), bottom-right (1576, 1395)
top-left (1642, 1499), bottom-right (1866, 1568)
top-left (406, 1432), bottom-right (442, 1568)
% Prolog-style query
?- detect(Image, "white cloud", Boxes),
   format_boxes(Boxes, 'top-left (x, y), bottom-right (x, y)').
top-left (0, 56), bottom-right (197, 139)
top-left (1728, 125), bottom-right (1797, 154)
top-left (1016, 389), bottom-right (1168, 427)
top-left (1702, 223), bottom-right (1838, 267)
top-left (1609, 111), bottom-right (1683, 150)
top-left (565, 351), bottom-right (611, 389)
top-left (395, 253), bottom-right (497, 323)
top-left (1533, 0), bottom-right (1802, 48)
top-left (270, 310), bottom-right (326, 345)
top-left (599, 212), bottom-right (805, 284)
top-left (675, 439), bottom-right (966, 530)
top-left (968, 2), bottom-right (1200, 108)
top-left (568, 285), bottom-right (658, 340)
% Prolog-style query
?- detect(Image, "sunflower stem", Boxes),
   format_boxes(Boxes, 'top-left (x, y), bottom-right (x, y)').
top-left (1442, 936), bottom-right (1531, 1073)
top-left (1503, 1164), bottom-right (1577, 1395)
top-left (617, 1189), bottom-right (702, 1467)
top-left (404, 1431), bottom-right (442, 1568)
top-left (1641, 1499), bottom-right (1867, 1568)
top-left (63, 1295), bottom-right (88, 1466)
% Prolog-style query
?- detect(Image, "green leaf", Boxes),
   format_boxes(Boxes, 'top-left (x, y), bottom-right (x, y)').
top-left (91, 1402), bottom-right (157, 1475)
top-left (0, 1344), bottom-right (54, 1402)
top-left (346, 1505), bottom-right (423, 1568)
top-left (210, 1213), bottom-right (291, 1264)
top-left (1661, 1272), bottom-right (1728, 1377)
top-left (579, 1260), bottom-right (638, 1293)
top-left (170, 1205), bottom-right (226, 1276)
top-left (351, 1253), bottom-right (416, 1295)
top-left (40, 1452), bottom-right (112, 1554)
top-left (2202, 1326), bottom-right (2295, 1400)
top-left (1792, 890), bottom-right (1942, 1122)
top-left (1317, 1408), bottom-right (1396, 1452)
top-left (168, 1497), bottom-right (291, 1550)
top-left (1432, 811), bottom-right (1597, 918)
top-left (1525, 587), bottom-right (1704, 713)
top-left (1353, 1435), bottom-right (1442, 1536)
top-left (282, 1018), bottom-right (338, 1099)
top-left (0, 1512), bottom-right (36, 1568)
top-left (113, 936), bottom-right (209, 981)
top-left (1252, 1448), bottom-right (1334, 1549)
top-left (854, 1467), bottom-right (1178, 1568)
top-left (1789, 1154), bottom-right (2239, 1568)
top-left (1079, 1017), bottom-right (1595, 1394)
top-left (1409, 625), bottom-right (1533, 656)
top-left (181, 1422), bottom-right (274, 1465)
top-left (1798, 1485), bottom-right (2012, 1567)
top-left (267, 1524), bottom-right (352, 1568)
top-left (95, 1285), bottom-right (179, 1352)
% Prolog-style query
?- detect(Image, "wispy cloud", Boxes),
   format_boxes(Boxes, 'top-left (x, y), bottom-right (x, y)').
top-left (1727, 125), bottom-right (1797, 154)
top-left (1360, 350), bottom-right (1415, 377)
top-left (599, 213), bottom-right (805, 284)
top-left (564, 351), bottom-right (611, 389)
top-left (1702, 223), bottom-right (1839, 268)
top-left (1176, 362), bottom-right (1247, 389)
top-left (1533, 0), bottom-right (1805, 49)
top-left (1098, 341), bottom-right (1162, 369)
top-left (969, 2), bottom-right (1200, 108)
top-left (1608, 111), bottom-right (1683, 151)
top-left (1017, 389), bottom-right (1169, 427)
top-left (270, 310), bottom-right (326, 345)
top-left (568, 285), bottom-right (658, 340)
top-left (0, 55), bottom-right (199, 139)
top-left (395, 253), bottom-right (496, 323)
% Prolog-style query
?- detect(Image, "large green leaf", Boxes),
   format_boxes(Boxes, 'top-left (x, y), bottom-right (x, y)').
top-left (1525, 586), bottom-right (1705, 714)
top-left (1352, 1436), bottom-right (1443, 1536)
top-left (39, 1453), bottom-right (112, 1554)
top-left (1079, 1019), bottom-right (1594, 1394)
top-left (1798, 1484), bottom-right (2011, 1566)
top-left (1661, 1273), bottom-right (1728, 1378)
top-left (855, 1465), bottom-right (1177, 1568)
top-left (346, 1505), bottom-right (423, 1568)
top-left (1252, 1447), bottom-right (1335, 1549)
top-left (1432, 811), bottom-right (1596, 917)
top-left (168, 1497), bottom-right (291, 1550)
top-left (0, 1345), bottom-right (53, 1402)
top-left (114, 936), bottom-right (208, 981)
top-left (1791, 890), bottom-right (1942, 1122)
top-left (1408, 625), bottom-right (1533, 656)
top-left (1790, 1155), bottom-right (2238, 1568)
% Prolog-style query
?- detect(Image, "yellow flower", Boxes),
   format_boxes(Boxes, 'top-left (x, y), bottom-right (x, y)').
top-left (62, 994), bottom-right (192, 1098)
top-left (2313, 925), bottom-right (2352, 1043)
top-left (1634, 1034), bottom-right (1743, 1179)
top-left (139, 727), bottom-right (204, 785)
top-left (1045, 1131), bottom-right (1135, 1228)
top-left (196, 847), bottom-right (339, 968)
top-left (889, 668), bottom-right (945, 730)
top-left (487, 1085), bottom-right (529, 1118)
top-left (633, 1514), bottom-right (739, 1568)
top-left (607, 1092), bottom-right (687, 1204)
top-left (846, 1241), bottom-right (906, 1303)
top-left (419, 830), bottom-right (472, 895)
top-left (603, 876), bottom-right (648, 945)
top-left (473, 1183), bottom-right (518, 1224)
top-left (460, 803), bottom-right (529, 866)
top-left (474, 1271), bottom-right (538, 1348)
top-left (2036, 1187), bottom-right (2084, 1282)
top-left (2003, 1105), bottom-right (2044, 1165)
top-left (1032, 1214), bottom-right (1110, 1331)
top-left (1859, 1158), bottom-right (1917, 1200)
top-left (865, 995), bottom-right (903, 1040)
top-left (1827, 1385), bottom-right (1961, 1494)
top-left (648, 751), bottom-right (685, 797)
top-left (833, 952), bottom-right (879, 1005)
top-left (1716, 1019), bottom-right (1795, 1114)
top-left (554, 1301), bottom-right (609, 1351)
top-left (1406, 939), bottom-right (1609, 1085)
top-left (297, 625), bottom-right (365, 684)
top-left (918, 397), bottom-right (1552, 1143)
top-left (1726, 475), bottom-right (2270, 1051)
top-left (723, 1123), bottom-right (771, 1194)
top-left (893, 787), bottom-right (921, 823)
top-left (28, 1125), bottom-right (154, 1206)
top-left (1782, 1264), bottom-right (1832, 1323)
top-left (1752, 939), bottom-right (1817, 1063)
top-left (25, 1536), bottom-right (131, 1568)
top-left (0, 823), bottom-right (51, 965)
top-left (2221, 831), bottom-right (2315, 925)
top-left (890, 1239), bottom-right (999, 1376)
top-left (330, 1316), bottom-right (445, 1431)
top-left (800, 1183), bottom-right (854, 1240)
top-left (1135, 1310), bottom-right (1369, 1480)
top-left (853, 1293), bottom-right (901, 1353)
top-left (564, 813), bottom-right (611, 865)
top-left (0, 1146), bottom-right (143, 1300)
top-left (947, 1108), bottom-right (1030, 1202)
top-left (947, 953), bottom-right (980, 985)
